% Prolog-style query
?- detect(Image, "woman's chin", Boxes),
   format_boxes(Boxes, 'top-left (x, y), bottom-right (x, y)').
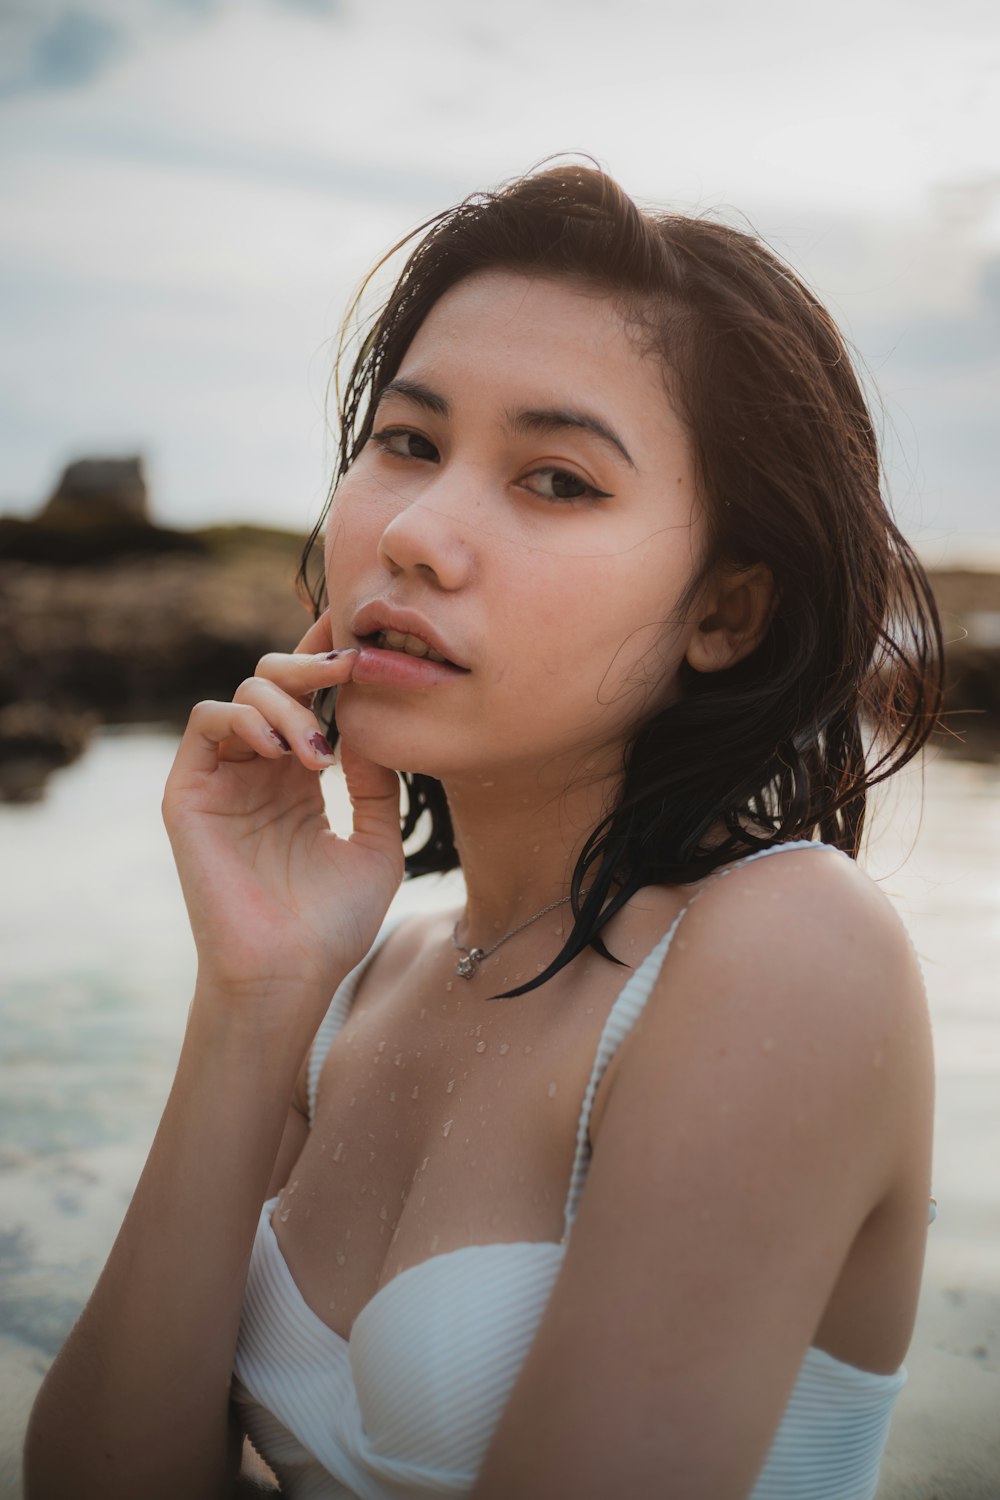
top-left (333, 701), bottom-right (472, 783)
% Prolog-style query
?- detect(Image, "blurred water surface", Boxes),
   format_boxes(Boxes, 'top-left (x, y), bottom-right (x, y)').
top-left (0, 728), bottom-right (997, 1490)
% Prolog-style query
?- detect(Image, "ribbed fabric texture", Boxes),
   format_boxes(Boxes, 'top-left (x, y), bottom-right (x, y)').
top-left (232, 840), bottom-right (915, 1499)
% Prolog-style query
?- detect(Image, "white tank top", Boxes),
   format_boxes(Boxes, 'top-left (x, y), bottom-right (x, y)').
top-left (232, 840), bottom-right (929, 1498)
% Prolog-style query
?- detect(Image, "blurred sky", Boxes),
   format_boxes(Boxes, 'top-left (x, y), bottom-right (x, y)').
top-left (1, 0), bottom-right (998, 555)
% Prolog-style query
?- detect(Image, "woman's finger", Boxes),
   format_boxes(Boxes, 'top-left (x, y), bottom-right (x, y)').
top-left (294, 610), bottom-right (335, 656)
top-left (166, 700), bottom-right (291, 782)
top-left (251, 646), bottom-right (358, 708)
top-left (232, 676), bottom-right (344, 768)
top-left (339, 740), bottom-right (404, 865)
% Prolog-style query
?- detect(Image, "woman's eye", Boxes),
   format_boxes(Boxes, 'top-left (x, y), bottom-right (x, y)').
top-left (370, 428), bottom-right (439, 462)
top-left (524, 467), bottom-right (612, 503)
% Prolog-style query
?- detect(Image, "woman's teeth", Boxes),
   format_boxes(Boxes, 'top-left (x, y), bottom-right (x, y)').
top-left (375, 629), bottom-right (449, 664)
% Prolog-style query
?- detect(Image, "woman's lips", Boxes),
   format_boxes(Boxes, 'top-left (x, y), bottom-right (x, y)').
top-left (350, 644), bottom-right (470, 688)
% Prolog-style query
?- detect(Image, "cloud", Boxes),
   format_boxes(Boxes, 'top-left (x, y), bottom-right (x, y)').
top-left (0, 0), bottom-right (345, 104)
top-left (0, 8), bottom-right (126, 98)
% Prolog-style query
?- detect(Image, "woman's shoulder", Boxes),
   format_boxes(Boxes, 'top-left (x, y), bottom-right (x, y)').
top-left (630, 842), bottom-right (932, 1117)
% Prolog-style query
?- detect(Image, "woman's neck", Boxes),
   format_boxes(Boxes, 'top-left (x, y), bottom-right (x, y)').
top-left (442, 757), bottom-right (619, 947)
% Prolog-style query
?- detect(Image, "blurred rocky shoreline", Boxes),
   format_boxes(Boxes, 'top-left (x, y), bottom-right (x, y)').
top-left (1, 457), bottom-right (998, 801)
top-left (0, 458), bottom-right (314, 801)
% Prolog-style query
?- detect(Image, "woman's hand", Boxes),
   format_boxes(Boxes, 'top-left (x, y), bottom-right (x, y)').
top-left (162, 612), bottom-right (403, 1037)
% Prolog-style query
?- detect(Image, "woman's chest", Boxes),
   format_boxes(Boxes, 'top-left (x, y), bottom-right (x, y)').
top-left (270, 949), bottom-right (636, 1343)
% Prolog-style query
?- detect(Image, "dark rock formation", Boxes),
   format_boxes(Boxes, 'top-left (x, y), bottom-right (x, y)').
top-left (40, 456), bottom-right (149, 527)
top-left (0, 523), bottom-right (313, 801)
top-left (1, 455), bottom-right (206, 567)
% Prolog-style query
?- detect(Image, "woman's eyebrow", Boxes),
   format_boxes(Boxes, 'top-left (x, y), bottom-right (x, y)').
top-left (377, 377), bottom-right (449, 417)
top-left (376, 379), bottom-right (636, 471)
top-left (508, 406), bottom-right (637, 470)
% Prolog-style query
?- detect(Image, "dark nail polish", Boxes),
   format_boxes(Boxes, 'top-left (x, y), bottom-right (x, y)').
top-left (271, 730), bottom-right (291, 751)
top-left (325, 648), bottom-right (359, 659)
top-left (309, 731), bottom-right (335, 759)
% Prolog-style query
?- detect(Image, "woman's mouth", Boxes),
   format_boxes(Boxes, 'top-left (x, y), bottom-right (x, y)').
top-left (351, 631), bottom-right (470, 688)
top-left (366, 628), bottom-right (455, 666)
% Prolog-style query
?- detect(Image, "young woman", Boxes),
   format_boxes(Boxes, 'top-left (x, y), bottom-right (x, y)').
top-left (26, 165), bottom-right (942, 1500)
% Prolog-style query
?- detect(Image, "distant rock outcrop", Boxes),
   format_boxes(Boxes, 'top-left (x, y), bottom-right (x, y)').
top-left (40, 456), bottom-right (150, 527)
top-left (0, 454), bottom-right (204, 566)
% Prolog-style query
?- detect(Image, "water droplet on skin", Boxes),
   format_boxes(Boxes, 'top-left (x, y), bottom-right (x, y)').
top-left (394, 1053), bottom-right (404, 1067)
top-left (442, 1119), bottom-right (454, 1137)
top-left (585, 1006), bottom-right (594, 1015)
top-left (391, 1226), bottom-right (400, 1243)
top-left (389, 1091), bottom-right (396, 1103)
top-left (377, 1040), bottom-right (386, 1053)
top-left (336, 1250), bottom-right (346, 1266)
top-left (422, 1156), bottom-right (429, 1170)
top-left (430, 1234), bottom-right (440, 1253)
top-left (369, 1150), bottom-right (376, 1162)
top-left (380, 1205), bottom-right (389, 1220)
top-left (328, 1297), bottom-right (337, 1309)
top-left (279, 1208), bottom-right (291, 1222)
top-left (410, 1083), bottom-right (420, 1099)
top-left (416, 1050), bottom-right (422, 1058)
top-left (499, 1042), bottom-right (510, 1054)
top-left (761, 1037), bottom-right (775, 1053)
top-left (475, 1039), bottom-right (487, 1053)
top-left (333, 1141), bottom-right (344, 1162)
top-left (446, 1078), bottom-right (456, 1093)
top-left (531, 844), bottom-right (540, 853)
top-left (523, 1044), bottom-right (532, 1054)
top-left (360, 1183), bottom-right (368, 1195)
top-left (445, 981), bottom-right (453, 992)
top-left (288, 1179), bottom-right (299, 1194)
top-left (547, 1081), bottom-right (558, 1098)
top-left (320, 1142), bottom-right (327, 1152)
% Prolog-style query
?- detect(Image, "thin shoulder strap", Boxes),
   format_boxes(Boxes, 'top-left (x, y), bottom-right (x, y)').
top-left (560, 840), bottom-right (846, 1236)
top-left (306, 912), bottom-right (406, 1126)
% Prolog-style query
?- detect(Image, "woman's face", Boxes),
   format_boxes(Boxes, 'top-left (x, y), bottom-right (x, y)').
top-left (325, 269), bottom-right (707, 786)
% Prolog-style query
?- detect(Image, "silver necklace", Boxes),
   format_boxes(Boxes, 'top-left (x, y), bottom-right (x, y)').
top-left (451, 894), bottom-right (574, 979)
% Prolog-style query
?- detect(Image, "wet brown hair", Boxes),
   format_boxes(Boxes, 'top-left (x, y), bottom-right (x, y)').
top-left (300, 163), bottom-right (943, 996)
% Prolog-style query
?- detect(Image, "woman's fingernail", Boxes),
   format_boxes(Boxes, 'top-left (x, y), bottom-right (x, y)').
top-left (271, 730), bottom-right (291, 752)
top-left (325, 648), bottom-right (359, 660)
top-left (309, 731), bottom-right (335, 760)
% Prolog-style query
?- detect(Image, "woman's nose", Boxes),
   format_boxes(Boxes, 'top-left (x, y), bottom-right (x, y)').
top-left (376, 482), bottom-right (477, 590)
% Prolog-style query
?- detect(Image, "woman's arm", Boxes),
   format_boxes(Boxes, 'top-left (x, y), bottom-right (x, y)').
top-left (22, 998), bottom-right (317, 1500)
top-left (24, 625), bottom-right (403, 1500)
top-left (470, 847), bottom-right (933, 1500)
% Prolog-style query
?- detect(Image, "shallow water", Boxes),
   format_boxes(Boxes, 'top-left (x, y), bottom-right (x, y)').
top-left (0, 729), bottom-right (997, 1489)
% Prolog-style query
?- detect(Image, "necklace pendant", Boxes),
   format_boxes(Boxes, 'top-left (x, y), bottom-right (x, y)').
top-left (456, 947), bottom-right (485, 979)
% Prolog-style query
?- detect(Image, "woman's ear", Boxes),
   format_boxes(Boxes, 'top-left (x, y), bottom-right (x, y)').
top-left (685, 562), bottom-right (777, 674)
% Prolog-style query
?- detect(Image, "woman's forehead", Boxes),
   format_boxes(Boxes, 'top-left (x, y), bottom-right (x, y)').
top-left (390, 269), bottom-right (685, 451)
